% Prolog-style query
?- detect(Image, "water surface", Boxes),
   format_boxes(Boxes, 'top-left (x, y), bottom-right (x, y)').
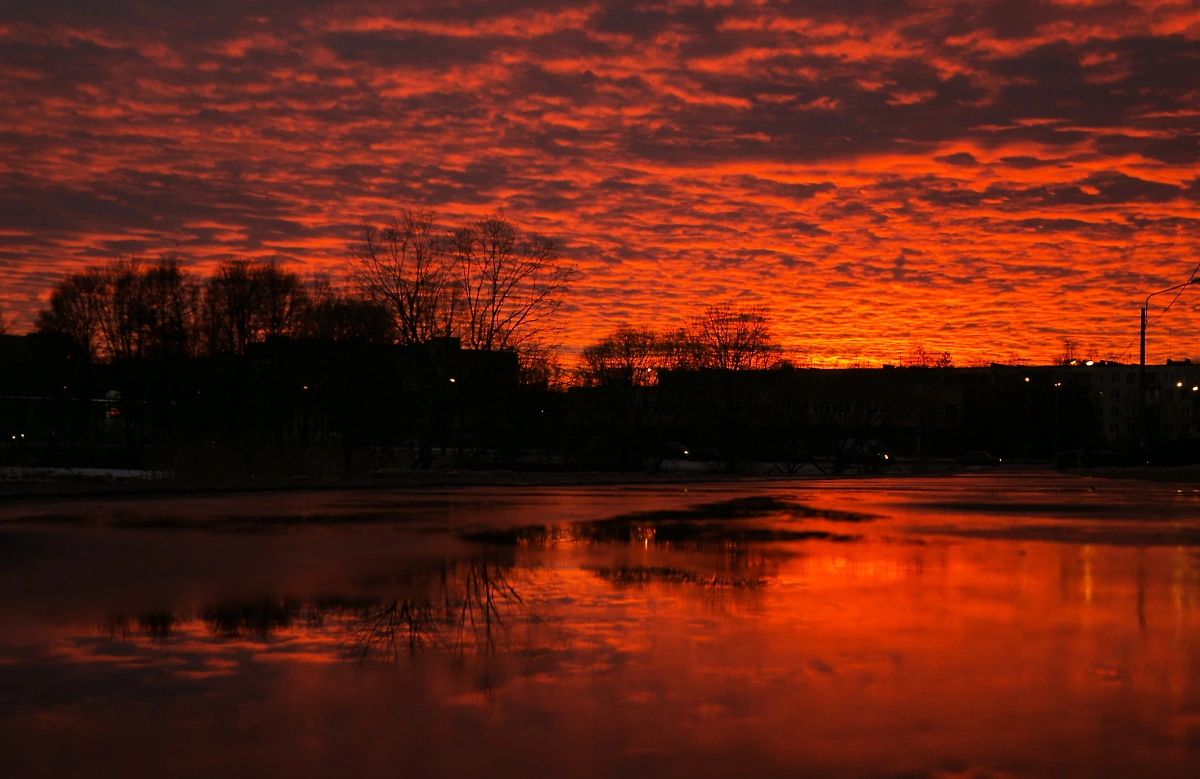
top-left (1, 475), bottom-right (1198, 778)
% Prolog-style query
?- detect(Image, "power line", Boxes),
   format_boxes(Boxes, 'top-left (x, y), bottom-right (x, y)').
top-left (1147, 256), bottom-right (1200, 327)
top-left (1112, 258), bottom-right (1200, 361)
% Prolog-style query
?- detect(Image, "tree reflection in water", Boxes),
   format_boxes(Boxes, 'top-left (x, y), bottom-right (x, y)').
top-left (100, 557), bottom-right (547, 665)
top-left (341, 559), bottom-right (536, 661)
top-left (98, 497), bottom-right (849, 664)
top-left (341, 597), bottom-right (442, 661)
top-left (204, 599), bottom-right (315, 641)
top-left (103, 610), bottom-right (179, 643)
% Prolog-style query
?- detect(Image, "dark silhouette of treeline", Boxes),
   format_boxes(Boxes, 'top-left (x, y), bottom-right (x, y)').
top-left (34, 210), bottom-right (574, 365)
top-left (572, 308), bottom-right (792, 471)
top-left (37, 256), bottom-right (391, 361)
top-left (0, 208), bottom-right (1126, 475)
top-left (5, 208), bottom-right (836, 476)
top-left (1, 311), bottom-right (1103, 478)
top-left (578, 305), bottom-right (781, 383)
top-left (0, 211), bottom-right (587, 474)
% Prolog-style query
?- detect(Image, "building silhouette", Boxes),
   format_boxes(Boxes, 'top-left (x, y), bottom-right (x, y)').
top-left (3, 331), bottom-right (1199, 474)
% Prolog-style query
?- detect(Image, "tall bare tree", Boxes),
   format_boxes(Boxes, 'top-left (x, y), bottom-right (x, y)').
top-left (689, 304), bottom-right (779, 371)
top-left (655, 327), bottom-right (702, 371)
top-left (36, 267), bottom-right (107, 360)
top-left (96, 258), bottom-right (145, 361)
top-left (256, 261), bottom-right (309, 340)
top-left (518, 340), bottom-right (569, 390)
top-left (578, 325), bottom-right (670, 469)
top-left (204, 260), bottom-right (259, 355)
top-left (684, 304), bottom-right (781, 472)
top-left (450, 213), bottom-right (576, 352)
top-left (38, 258), bottom-right (202, 361)
top-left (580, 326), bottom-right (662, 386)
top-left (203, 259), bottom-right (308, 354)
top-left (138, 258), bottom-right (201, 359)
top-left (350, 210), bottom-right (449, 345)
top-left (303, 276), bottom-right (396, 343)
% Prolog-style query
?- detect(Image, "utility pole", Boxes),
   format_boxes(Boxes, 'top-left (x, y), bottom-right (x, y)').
top-left (1140, 277), bottom-right (1200, 453)
top-left (1139, 305), bottom-right (1147, 450)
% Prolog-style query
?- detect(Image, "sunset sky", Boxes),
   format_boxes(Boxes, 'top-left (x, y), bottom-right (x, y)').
top-left (2, 0), bottom-right (1200, 364)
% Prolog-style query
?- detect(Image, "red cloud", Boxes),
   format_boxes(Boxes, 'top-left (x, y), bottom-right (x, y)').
top-left (1, 0), bottom-right (1199, 364)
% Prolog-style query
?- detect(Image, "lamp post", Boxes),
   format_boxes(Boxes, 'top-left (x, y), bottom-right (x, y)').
top-left (1139, 277), bottom-right (1200, 450)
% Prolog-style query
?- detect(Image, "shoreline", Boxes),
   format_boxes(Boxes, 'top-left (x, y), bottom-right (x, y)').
top-left (0, 462), bottom-right (1083, 504)
top-left (4, 462), bottom-right (1196, 505)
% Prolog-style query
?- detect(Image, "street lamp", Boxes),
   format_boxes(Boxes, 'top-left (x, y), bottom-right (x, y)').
top-left (1141, 277), bottom-right (1200, 371)
top-left (1139, 276), bottom-right (1200, 449)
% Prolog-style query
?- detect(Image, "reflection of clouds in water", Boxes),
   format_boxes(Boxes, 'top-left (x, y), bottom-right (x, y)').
top-left (811, 556), bottom-right (929, 582)
top-left (66, 621), bottom-right (343, 675)
top-left (62, 501), bottom-right (946, 681)
top-left (4, 481), bottom-right (1200, 778)
top-left (1, 549), bottom-right (1198, 776)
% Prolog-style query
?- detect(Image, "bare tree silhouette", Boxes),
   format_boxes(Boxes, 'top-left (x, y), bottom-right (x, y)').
top-left (906, 345), bottom-right (953, 368)
top-left (203, 261), bottom-right (260, 355)
top-left (450, 213), bottom-right (577, 352)
top-left (136, 258), bottom-right (202, 359)
top-left (689, 303), bottom-right (780, 371)
top-left (257, 262), bottom-right (309, 340)
top-left (203, 260), bottom-right (309, 354)
top-left (302, 276), bottom-right (396, 343)
top-left (517, 339), bottom-right (569, 390)
top-left (96, 258), bottom-right (145, 361)
top-left (683, 304), bottom-right (782, 470)
top-left (579, 325), bottom-right (662, 387)
top-left (36, 266), bottom-right (107, 360)
top-left (578, 325), bottom-right (669, 469)
top-left (350, 210), bottom-right (451, 345)
top-left (36, 258), bottom-right (202, 360)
